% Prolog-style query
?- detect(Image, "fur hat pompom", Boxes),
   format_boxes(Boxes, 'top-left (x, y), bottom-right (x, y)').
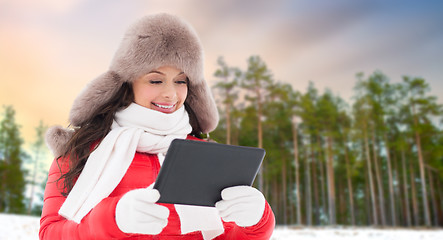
top-left (45, 125), bottom-right (74, 158)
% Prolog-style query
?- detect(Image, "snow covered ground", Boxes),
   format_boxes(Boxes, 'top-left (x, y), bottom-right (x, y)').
top-left (270, 226), bottom-right (443, 240)
top-left (0, 213), bottom-right (40, 240)
top-left (1, 213), bottom-right (443, 240)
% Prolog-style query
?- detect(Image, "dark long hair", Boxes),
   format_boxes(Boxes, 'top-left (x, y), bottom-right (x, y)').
top-left (57, 82), bottom-right (134, 196)
top-left (57, 80), bottom-right (204, 196)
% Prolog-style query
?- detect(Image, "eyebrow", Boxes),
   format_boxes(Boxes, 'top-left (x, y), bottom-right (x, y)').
top-left (148, 70), bottom-right (185, 77)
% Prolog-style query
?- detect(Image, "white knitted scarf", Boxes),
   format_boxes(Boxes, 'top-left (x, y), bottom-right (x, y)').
top-left (58, 103), bottom-right (223, 239)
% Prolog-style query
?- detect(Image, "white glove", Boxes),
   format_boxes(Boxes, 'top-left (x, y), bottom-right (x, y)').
top-left (215, 186), bottom-right (265, 227)
top-left (115, 188), bottom-right (169, 234)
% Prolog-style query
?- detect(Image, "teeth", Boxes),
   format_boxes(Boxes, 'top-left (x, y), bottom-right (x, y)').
top-left (153, 103), bottom-right (174, 109)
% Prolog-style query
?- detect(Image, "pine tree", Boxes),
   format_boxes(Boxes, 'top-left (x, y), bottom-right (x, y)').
top-left (213, 56), bottom-right (240, 145)
top-left (265, 82), bottom-right (299, 224)
top-left (0, 105), bottom-right (27, 213)
top-left (27, 120), bottom-right (48, 214)
top-left (288, 88), bottom-right (303, 225)
top-left (355, 71), bottom-right (397, 225)
top-left (317, 90), bottom-right (341, 225)
top-left (352, 95), bottom-right (378, 225)
top-left (242, 55), bottom-right (273, 192)
top-left (401, 76), bottom-right (442, 226)
top-left (337, 106), bottom-right (356, 225)
top-left (298, 83), bottom-right (320, 225)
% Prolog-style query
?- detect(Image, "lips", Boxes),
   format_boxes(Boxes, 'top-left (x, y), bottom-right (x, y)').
top-left (152, 102), bottom-right (177, 113)
top-left (153, 103), bottom-right (175, 109)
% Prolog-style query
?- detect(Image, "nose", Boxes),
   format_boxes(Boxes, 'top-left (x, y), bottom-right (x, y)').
top-left (162, 81), bottom-right (177, 99)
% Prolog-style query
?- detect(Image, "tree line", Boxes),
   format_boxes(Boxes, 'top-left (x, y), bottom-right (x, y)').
top-left (0, 105), bottom-right (47, 216)
top-left (210, 55), bottom-right (443, 227)
top-left (0, 55), bottom-right (442, 228)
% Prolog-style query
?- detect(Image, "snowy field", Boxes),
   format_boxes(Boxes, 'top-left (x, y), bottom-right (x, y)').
top-left (1, 213), bottom-right (443, 240)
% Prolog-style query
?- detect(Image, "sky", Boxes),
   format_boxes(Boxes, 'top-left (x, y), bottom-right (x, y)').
top-left (1, 0), bottom-right (443, 148)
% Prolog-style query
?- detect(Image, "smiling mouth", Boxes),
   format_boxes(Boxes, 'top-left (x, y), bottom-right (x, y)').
top-left (153, 103), bottom-right (175, 109)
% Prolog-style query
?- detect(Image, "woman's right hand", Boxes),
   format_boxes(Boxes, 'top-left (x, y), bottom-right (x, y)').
top-left (115, 188), bottom-right (169, 235)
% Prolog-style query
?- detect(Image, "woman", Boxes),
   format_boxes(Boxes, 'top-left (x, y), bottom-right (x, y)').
top-left (40, 13), bottom-right (275, 240)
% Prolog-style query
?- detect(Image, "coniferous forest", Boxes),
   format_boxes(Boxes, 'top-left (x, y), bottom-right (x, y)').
top-left (1, 55), bottom-right (442, 227)
top-left (210, 55), bottom-right (443, 227)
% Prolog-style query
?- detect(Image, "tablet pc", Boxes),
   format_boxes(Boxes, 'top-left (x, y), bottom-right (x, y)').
top-left (153, 139), bottom-right (265, 207)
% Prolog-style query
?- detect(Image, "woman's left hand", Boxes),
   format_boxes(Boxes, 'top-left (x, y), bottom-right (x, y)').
top-left (215, 186), bottom-right (265, 227)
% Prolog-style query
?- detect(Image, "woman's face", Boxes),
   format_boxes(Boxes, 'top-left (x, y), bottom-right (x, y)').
top-left (132, 66), bottom-right (188, 114)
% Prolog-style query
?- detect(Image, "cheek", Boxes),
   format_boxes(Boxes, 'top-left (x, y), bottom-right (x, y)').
top-left (178, 86), bottom-right (188, 102)
top-left (133, 86), bottom-right (156, 104)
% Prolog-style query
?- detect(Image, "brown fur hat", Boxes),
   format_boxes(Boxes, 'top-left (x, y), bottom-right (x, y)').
top-left (46, 13), bottom-right (219, 156)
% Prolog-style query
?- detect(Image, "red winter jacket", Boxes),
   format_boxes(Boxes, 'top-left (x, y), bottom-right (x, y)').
top-left (39, 135), bottom-right (275, 239)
